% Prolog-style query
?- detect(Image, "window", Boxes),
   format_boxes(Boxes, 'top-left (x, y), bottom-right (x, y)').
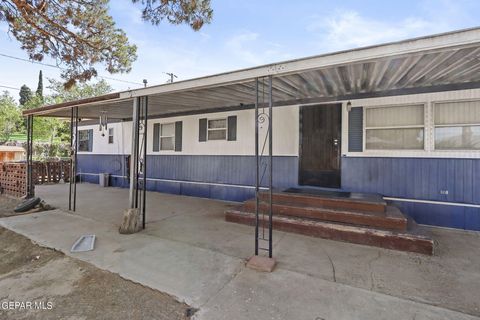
top-left (78, 129), bottom-right (93, 152)
top-left (365, 104), bottom-right (424, 150)
top-left (434, 100), bottom-right (480, 150)
top-left (207, 118), bottom-right (227, 140)
top-left (108, 128), bottom-right (114, 144)
top-left (153, 122), bottom-right (182, 152)
top-left (160, 123), bottom-right (175, 150)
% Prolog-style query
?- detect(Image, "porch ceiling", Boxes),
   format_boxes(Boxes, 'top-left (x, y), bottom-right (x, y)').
top-left (24, 27), bottom-right (480, 119)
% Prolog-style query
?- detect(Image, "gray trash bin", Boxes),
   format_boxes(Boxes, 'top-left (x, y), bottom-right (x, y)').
top-left (99, 173), bottom-right (110, 187)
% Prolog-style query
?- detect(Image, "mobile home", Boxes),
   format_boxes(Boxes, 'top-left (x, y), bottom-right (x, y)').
top-left (24, 28), bottom-right (480, 233)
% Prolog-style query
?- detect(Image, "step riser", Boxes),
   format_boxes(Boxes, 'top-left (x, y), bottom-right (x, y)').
top-left (259, 193), bottom-right (386, 213)
top-left (244, 202), bottom-right (407, 231)
top-left (226, 211), bottom-right (433, 255)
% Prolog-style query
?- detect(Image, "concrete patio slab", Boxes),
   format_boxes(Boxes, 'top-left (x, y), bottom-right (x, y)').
top-left (0, 209), bottom-right (244, 307)
top-left (1, 183), bottom-right (479, 319)
top-left (196, 267), bottom-right (479, 320)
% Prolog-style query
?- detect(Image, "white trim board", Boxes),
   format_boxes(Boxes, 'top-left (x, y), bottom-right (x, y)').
top-left (384, 197), bottom-right (480, 208)
top-left (77, 173), bottom-right (268, 190)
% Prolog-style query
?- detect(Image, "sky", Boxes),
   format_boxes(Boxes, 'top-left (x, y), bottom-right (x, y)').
top-left (1, 0), bottom-right (479, 100)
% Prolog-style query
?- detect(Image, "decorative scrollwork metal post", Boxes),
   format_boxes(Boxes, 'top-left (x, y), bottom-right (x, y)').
top-left (129, 96), bottom-right (148, 229)
top-left (254, 76), bottom-right (274, 258)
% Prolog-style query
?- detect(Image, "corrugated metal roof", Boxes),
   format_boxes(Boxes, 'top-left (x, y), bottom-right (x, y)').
top-left (24, 27), bottom-right (480, 119)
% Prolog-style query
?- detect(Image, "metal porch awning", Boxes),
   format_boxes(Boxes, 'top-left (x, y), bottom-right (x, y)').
top-left (23, 27), bottom-right (480, 120)
top-left (21, 27), bottom-right (480, 261)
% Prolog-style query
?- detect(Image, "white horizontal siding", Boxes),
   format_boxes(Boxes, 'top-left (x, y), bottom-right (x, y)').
top-left (79, 88), bottom-right (480, 159)
top-left (79, 105), bottom-right (299, 156)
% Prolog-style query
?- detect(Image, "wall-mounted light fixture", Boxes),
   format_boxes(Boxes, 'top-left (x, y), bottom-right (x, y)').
top-left (346, 100), bottom-right (352, 112)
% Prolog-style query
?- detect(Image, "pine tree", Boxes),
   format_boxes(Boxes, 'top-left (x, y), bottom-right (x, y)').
top-left (0, 1), bottom-right (212, 88)
top-left (36, 70), bottom-right (43, 99)
top-left (19, 85), bottom-right (33, 106)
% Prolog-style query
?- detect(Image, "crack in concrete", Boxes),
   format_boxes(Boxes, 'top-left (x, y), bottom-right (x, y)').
top-left (197, 261), bottom-right (244, 311)
top-left (272, 232), bottom-right (288, 251)
top-left (320, 245), bottom-right (336, 283)
top-left (368, 251), bottom-right (382, 291)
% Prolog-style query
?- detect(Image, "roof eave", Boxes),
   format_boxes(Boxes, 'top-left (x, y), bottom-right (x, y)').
top-left (22, 92), bottom-right (122, 116)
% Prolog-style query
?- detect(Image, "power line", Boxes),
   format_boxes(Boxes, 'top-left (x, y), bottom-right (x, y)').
top-left (0, 52), bottom-right (144, 86)
top-left (0, 84), bottom-right (20, 91)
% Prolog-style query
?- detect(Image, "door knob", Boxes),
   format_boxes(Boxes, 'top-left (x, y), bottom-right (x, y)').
top-left (333, 138), bottom-right (339, 147)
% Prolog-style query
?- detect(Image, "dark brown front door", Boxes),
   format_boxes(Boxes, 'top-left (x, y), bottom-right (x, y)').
top-left (299, 104), bottom-right (342, 188)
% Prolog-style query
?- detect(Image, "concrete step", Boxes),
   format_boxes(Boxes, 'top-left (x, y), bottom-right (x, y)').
top-left (244, 200), bottom-right (407, 231)
top-left (259, 190), bottom-right (386, 213)
top-left (225, 209), bottom-right (434, 255)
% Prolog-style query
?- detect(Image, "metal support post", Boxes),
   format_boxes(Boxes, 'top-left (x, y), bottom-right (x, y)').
top-left (268, 75), bottom-right (273, 258)
top-left (68, 108), bottom-right (73, 210)
top-left (73, 106), bottom-right (78, 211)
top-left (128, 96), bottom-right (148, 229)
top-left (254, 78), bottom-right (259, 256)
top-left (68, 107), bottom-right (78, 211)
top-left (253, 76), bottom-right (274, 258)
top-left (129, 98), bottom-right (140, 209)
top-left (142, 96), bottom-right (148, 229)
top-left (26, 115), bottom-right (34, 198)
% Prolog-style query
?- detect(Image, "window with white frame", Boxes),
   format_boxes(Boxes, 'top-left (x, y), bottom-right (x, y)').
top-left (160, 123), bottom-right (175, 150)
top-left (108, 128), bottom-right (114, 144)
top-left (78, 129), bottom-right (93, 152)
top-left (365, 104), bottom-right (425, 150)
top-left (207, 118), bottom-right (227, 140)
top-left (434, 100), bottom-right (480, 150)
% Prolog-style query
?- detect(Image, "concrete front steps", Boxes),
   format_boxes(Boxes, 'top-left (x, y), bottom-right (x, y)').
top-left (225, 189), bottom-right (435, 255)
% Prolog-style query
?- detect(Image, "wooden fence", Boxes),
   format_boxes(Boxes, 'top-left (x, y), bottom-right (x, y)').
top-left (0, 160), bottom-right (71, 197)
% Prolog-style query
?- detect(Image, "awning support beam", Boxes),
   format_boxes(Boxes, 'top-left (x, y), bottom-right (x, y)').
top-left (254, 76), bottom-right (274, 258)
top-left (25, 115), bottom-right (34, 198)
top-left (129, 98), bottom-right (139, 209)
top-left (268, 75), bottom-right (273, 258)
top-left (128, 96), bottom-right (148, 229)
top-left (68, 107), bottom-right (78, 211)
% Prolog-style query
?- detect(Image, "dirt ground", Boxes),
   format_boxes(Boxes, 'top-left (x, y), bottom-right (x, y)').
top-left (0, 196), bottom-right (22, 218)
top-left (0, 198), bottom-right (193, 320)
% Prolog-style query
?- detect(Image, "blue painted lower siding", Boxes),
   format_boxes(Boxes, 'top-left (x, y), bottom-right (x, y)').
top-left (389, 200), bottom-right (480, 231)
top-left (77, 154), bottom-right (298, 202)
top-left (341, 157), bottom-right (480, 231)
top-left (77, 154), bottom-right (480, 230)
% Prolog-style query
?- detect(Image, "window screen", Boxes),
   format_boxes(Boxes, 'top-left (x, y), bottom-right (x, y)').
top-left (160, 123), bottom-right (175, 150)
top-left (434, 100), bottom-right (480, 150)
top-left (78, 129), bottom-right (93, 152)
top-left (207, 118), bottom-right (227, 140)
top-left (365, 104), bottom-right (424, 150)
top-left (108, 128), bottom-right (114, 144)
